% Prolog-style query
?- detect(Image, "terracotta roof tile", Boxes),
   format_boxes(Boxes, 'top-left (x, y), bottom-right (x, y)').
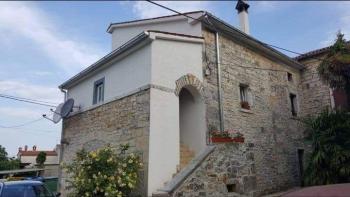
top-left (18, 150), bottom-right (57, 156)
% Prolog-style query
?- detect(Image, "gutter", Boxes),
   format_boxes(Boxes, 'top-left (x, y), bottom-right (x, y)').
top-left (57, 88), bottom-right (67, 192)
top-left (215, 32), bottom-right (224, 132)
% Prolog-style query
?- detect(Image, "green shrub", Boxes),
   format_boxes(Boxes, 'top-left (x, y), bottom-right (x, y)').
top-left (303, 110), bottom-right (350, 185)
top-left (63, 144), bottom-right (142, 197)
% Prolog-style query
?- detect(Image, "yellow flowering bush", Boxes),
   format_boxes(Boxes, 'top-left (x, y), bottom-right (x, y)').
top-left (63, 144), bottom-right (142, 197)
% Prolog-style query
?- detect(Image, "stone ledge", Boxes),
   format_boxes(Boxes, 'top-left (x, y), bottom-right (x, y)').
top-left (159, 145), bottom-right (216, 193)
top-left (239, 108), bottom-right (254, 114)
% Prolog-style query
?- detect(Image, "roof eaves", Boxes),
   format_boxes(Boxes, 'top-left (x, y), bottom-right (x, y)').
top-left (204, 12), bottom-right (304, 70)
top-left (107, 11), bottom-right (205, 33)
top-left (59, 32), bottom-right (151, 89)
top-left (294, 41), bottom-right (350, 61)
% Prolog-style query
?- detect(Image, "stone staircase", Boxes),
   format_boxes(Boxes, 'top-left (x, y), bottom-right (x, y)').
top-left (180, 144), bottom-right (195, 170)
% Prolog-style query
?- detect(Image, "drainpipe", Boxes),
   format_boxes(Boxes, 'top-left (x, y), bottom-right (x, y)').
top-left (57, 88), bottom-right (67, 191)
top-left (215, 32), bottom-right (224, 132)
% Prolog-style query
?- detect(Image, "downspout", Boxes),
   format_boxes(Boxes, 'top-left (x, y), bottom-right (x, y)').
top-left (57, 88), bottom-right (67, 191)
top-left (215, 32), bottom-right (224, 132)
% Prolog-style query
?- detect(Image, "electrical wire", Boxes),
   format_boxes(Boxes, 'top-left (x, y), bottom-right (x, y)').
top-left (0, 94), bottom-right (59, 105)
top-left (0, 117), bottom-right (44, 128)
top-left (146, 0), bottom-right (330, 63)
top-left (0, 94), bottom-right (57, 108)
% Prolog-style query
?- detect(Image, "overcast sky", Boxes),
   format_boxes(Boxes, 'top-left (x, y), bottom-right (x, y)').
top-left (0, 1), bottom-right (349, 156)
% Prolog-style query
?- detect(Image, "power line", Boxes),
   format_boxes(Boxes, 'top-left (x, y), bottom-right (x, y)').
top-left (146, 1), bottom-right (330, 63)
top-left (0, 117), bottom-right (44, 128)
top-left (0, 94), bottom-right (57, 108)
top-left (0, 94), bottom-right (59, 105)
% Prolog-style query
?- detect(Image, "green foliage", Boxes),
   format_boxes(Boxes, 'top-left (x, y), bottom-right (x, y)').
top-left (303, 110), bottom-right (350, 186)
top-left (0, 145), bottom-right (20, 171)
top-left (36, 151), bottom-right (47, 167)
top-left (318, 32), bottom-right (350, 90)
top-left (63, 144), bottom-right (143, 197)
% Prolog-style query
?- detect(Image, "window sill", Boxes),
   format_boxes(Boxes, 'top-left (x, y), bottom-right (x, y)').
top-left (239, 108), bottom-right (253, 114)
top-left (290, 116), bottom-right (299, 120)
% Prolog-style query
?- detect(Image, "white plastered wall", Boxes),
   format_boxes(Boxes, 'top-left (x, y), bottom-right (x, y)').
top-left (147, 38), bottom-right (204, 195)
top-left (66, 44), bottom-right (152, 110)
top-left (111, 17), bottom-right (202, 50)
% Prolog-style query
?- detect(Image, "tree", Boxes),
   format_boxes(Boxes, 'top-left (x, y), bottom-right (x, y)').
top-left (303, 110), bottom-right (350, 186)
top-left (36, 152), bottom-right (46, 167)
top-left (318, 32), bottom-right (350, 107)
top-left (0, 145), bottom-right (20, 171)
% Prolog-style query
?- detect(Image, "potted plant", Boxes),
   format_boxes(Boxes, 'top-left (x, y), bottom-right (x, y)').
top-left (240, 101), bottom-right (251, 110)
top-left (210, 130), bottom-right (244, 143)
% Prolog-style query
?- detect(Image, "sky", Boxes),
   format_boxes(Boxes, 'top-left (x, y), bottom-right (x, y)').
top-left (0, 1), bottom-right (349, 156)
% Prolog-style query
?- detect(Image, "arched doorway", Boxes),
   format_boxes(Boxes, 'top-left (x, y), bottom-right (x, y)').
top-left (179, 85), bottom-right (206, 169)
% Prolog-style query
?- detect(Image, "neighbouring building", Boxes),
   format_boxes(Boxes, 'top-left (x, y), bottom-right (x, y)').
top-left (58, 1), bottom-right (342, 196)
top-left (17, 145), bottom-right (60, 177)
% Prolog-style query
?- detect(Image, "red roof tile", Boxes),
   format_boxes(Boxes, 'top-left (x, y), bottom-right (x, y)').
top-left (18, 150), bottom-right (57, 156)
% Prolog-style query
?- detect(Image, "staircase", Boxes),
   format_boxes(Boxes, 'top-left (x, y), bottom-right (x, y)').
top-left (180, 144), bottom-right (195, 170)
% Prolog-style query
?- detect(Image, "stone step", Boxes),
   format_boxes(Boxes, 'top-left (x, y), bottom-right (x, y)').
top-left (180, 144), bottom-right (195, 170)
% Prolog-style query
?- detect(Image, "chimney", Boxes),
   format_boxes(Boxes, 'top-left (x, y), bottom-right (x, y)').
top-left (18, 147), bottom-right (22, 152)
top-left (24, 145), bottom-right (28, 151)
top-left (236, 0), bottom-right (250, 34)
top-left (33, 145), bottom-right (37, 151)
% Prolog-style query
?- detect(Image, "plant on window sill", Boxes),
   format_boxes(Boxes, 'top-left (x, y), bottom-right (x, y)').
top-left (240, 101), bottom-right (251, 110)
top-left (209, 130), bottom-right (244, 143)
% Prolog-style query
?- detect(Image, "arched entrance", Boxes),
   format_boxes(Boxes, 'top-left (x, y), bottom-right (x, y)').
top-left (177, 76), bottom-right (206, 169)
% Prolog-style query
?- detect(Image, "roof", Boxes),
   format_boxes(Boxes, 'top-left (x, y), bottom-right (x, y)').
top-left (61, 11), bottom-right (304, 89)
top-left (203, 12), bottom-right (304, 70)
top-left (295, 41), bottom-right (350, 61)
top-left (59, 30), bottom-right (203, 89)
top-left (18, 150), bottom-right (57, 157)
top-left (107, 11), bottom-right (204, 33)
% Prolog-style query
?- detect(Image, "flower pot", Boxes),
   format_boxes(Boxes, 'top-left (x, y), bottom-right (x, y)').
top-left (211, 137), bottom-right (245, 143)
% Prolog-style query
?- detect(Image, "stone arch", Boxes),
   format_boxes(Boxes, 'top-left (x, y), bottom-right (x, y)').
top-left (175, 74), bottom-right (204, 97)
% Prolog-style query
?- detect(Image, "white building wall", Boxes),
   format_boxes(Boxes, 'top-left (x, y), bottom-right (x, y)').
top-left (151, 39), bottom-right (203, 88)
top-left (20, 155), bottom-right (58, 165)
top-left (148, 88), bottom-right (179, 196)
top-left (147, 38), bottom-right (203, 195)
top-left (67, 45), bottom-right (152, 110)
top-left (111, 19), bottom-right (202, 50)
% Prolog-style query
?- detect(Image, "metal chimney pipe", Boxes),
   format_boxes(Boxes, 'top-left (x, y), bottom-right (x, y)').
top-left (236, 0), bottom-right (250, 34)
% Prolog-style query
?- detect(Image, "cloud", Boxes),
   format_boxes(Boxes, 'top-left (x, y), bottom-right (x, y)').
top-left (320, 2), bottom-right (350, 47)
top-left (131, 1), bottom-right (213, 18)
top-left (0, 2), bottom-right (104, 75)
top-left (0, 80), bottom-right (62, 104)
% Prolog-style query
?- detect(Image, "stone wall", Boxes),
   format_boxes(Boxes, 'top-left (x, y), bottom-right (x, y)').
top-left (298, 57), bottom-right (332, 117)
top-left (202, 28), bottom-right (309, 195)
top-left (174, 143), bottom-right (256, 197)
top-left (59, 89), bottom-right (150, 196)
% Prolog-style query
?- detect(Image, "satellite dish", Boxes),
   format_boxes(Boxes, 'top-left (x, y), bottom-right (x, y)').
top-left (52, 103), bottom-right (63, 123)
top-left (43, 98), bottom-right (79, 123)
top-left (61, 98), bottom-right (74, 118)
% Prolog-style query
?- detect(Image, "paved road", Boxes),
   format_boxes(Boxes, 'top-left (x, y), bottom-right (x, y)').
top-left (283, 183), bottom-right (350, 197)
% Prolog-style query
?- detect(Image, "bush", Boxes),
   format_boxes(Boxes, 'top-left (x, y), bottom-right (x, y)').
top-left (63, 144), bottom-right (142, 197)
top-left (303, 110), bottom-right (350, 186)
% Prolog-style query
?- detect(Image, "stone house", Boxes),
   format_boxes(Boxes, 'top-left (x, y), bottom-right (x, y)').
top-left (58, 1), bottom-right (339, 196)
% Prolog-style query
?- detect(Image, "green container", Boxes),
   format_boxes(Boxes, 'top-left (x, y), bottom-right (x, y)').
top-left (43, 177), bottom-right (58, 193)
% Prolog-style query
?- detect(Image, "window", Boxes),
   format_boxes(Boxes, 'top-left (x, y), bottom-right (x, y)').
top-left (93, 78), bottom-right (104, 104)
top-left (287, 72), bottom-right (293, 82)
top-left (289, 93), bottom-right (297, 116)
top-left (240, 84), bottom-right (250, 110)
